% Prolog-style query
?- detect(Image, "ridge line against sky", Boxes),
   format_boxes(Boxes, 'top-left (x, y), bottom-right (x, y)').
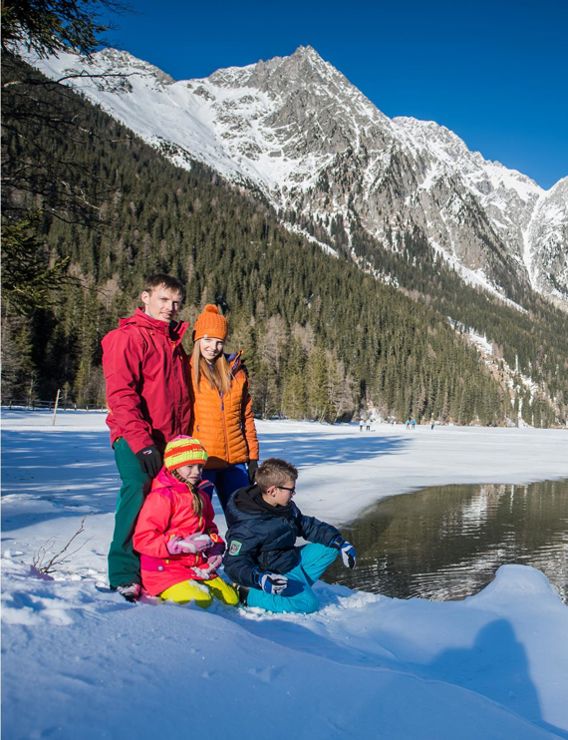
top-left (96, 0), bottom-right (567, 190)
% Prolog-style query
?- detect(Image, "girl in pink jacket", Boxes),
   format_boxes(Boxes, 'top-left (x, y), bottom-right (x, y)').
top-left (133, 436), bottom-right (239, 607)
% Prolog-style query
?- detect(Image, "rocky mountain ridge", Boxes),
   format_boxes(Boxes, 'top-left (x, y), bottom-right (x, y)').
top-left (26, 45), bottom-right (568, 307)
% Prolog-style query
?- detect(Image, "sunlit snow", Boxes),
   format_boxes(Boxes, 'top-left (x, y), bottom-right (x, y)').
top-left (2, 410), bottom-right (568, 739)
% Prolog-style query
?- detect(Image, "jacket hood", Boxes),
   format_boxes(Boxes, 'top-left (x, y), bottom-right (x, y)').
top-left (228, 350), bottom-right (243, 375)
top-left (152, 467), bottom-right (190, 495)
top-left (227, 484), bottom-right (294, 526)
top-left (119, 308), bottom-right (188, 340)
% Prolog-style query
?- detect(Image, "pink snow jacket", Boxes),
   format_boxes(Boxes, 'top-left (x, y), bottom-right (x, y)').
top-left (133, 468), bottom-right (223, 596)
top-left (101, 309), bottom-right (191, 455)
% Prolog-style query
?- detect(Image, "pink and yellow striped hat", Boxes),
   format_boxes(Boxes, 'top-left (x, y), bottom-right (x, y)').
top-left (164, 436), bottom-right (208, 471)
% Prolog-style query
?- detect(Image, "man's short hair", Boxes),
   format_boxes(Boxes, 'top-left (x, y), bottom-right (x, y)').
top-left (143, 273), bottom-right (185, 297)
top-left (256, 458), bottom-right (298, 492)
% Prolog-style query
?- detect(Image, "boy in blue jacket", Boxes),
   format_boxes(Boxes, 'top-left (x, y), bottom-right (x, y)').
top-left (223, 458), bottom-right (356, 613)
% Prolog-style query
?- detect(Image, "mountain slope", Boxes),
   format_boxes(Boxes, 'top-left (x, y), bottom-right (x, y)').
top-left (2, 53), bottom-right (567, 426)
top-left (26, 45), bottom-right (567, 307)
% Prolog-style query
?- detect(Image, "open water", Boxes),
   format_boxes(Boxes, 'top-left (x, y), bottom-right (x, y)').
top-left (326, 479), bottom-right (568, 603)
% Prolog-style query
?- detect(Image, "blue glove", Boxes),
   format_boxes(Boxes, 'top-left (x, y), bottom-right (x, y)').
top-left (257, 571), bottom-right (288, 595)
top-left (340, 540), bottom-right (357, 569)
top-left (332, 536), bottom-right (357, 569)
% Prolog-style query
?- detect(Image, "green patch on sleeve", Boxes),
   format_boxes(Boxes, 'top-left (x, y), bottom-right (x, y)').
top-left (228, 540), bottom-right (242, 556)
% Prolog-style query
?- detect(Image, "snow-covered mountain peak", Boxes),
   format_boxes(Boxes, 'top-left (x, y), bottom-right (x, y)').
top-left (21, 44), bottom-right (567, 307)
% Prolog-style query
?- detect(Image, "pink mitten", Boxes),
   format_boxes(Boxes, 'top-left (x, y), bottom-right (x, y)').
top-left (207, 555), bottom-right (223, 571)
top-left (177, 533), bottom-right (212, 553)
top-left (166, 537), bottom-right (187, 555)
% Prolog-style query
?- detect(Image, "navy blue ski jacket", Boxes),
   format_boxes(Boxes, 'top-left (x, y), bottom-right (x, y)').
top-left (223, 484), bottom-right (341, 588)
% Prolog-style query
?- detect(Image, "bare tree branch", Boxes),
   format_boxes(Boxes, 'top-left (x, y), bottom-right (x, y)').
top-left (31, 519), bottom-right (87, 575)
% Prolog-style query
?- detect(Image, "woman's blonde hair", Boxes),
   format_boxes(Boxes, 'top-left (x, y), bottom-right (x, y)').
top-left (192, 340), bottom-right (232, 395)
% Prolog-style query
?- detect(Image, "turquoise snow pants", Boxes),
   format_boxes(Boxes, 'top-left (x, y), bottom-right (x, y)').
top-left (246, 543), bottom-right (339, 614)
top-left (107, 438), bottom-right (150, 589)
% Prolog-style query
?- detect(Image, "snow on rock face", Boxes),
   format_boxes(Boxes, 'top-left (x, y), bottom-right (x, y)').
top-left (525, 177), bottom-right (568, 304)
top-left (23, 45), bottom-right (568, 306)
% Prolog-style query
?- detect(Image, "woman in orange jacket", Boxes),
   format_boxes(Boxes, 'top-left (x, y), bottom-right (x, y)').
top-left (189, 304), bottom-right (260, 512)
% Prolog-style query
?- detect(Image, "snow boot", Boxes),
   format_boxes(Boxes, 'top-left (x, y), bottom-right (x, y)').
top-left (116, 583), bottom-right (142, 602)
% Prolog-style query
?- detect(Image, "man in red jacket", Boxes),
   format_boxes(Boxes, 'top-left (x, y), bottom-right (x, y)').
top-left (102, 274), bottom-right (191, 601)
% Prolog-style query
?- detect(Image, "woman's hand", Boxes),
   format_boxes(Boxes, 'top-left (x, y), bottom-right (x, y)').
top-left (248, 460), bottom-right (258, 483)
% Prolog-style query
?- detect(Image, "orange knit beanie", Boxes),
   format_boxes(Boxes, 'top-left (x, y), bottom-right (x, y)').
top-left (193, 304), bottom-right (228, 341)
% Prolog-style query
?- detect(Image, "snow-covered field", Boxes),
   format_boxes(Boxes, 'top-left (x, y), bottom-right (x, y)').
top-left (2, 410), bottom-right (568, 739)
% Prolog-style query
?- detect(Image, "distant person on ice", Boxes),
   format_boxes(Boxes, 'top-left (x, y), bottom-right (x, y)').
top-left (101, 274), bottom-right (191, 602)
top-left (189, 303), bottom-right (259, 513)
top-left (133, 437), bottom-right (238, 608)
top-left (223, 458), bottom-right (357, 614)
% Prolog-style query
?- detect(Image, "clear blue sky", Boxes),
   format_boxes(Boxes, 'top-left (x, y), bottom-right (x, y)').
top-left (99, 0), bottom-right (567, 189)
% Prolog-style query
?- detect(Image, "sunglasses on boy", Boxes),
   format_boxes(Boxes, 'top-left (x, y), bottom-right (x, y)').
top-left (277, 485), bottom-right (296, 494)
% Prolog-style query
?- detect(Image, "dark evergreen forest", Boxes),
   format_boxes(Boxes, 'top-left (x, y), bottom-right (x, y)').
top-left (2, 54), bottom-right (567, 426)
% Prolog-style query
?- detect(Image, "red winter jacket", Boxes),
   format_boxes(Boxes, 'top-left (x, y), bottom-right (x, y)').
top-left (133, 468), bottom-right (222, 595)
top-left (101, 309), bottom-right (191, 454)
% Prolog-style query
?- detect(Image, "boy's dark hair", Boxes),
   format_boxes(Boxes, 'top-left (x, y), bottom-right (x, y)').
top-left (143, 273), bottom-right (185, 297)
top-left (256, 458), bottom-right (298, 492)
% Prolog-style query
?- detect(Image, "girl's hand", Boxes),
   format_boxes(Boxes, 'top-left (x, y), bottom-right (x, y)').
top-left (206, 538), bottom-right (226, 558)
top-left (166, 536), bottom-right (187, 555)
top-left (167, 533), bottom-right (212, 554)
top-left (178, 533), bottom-right (212, 553)
top-left (206, 554), bottom-right (223, 570)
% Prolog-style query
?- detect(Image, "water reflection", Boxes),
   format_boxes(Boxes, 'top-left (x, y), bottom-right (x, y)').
top-left (326, 479), bottom-right (568, 602)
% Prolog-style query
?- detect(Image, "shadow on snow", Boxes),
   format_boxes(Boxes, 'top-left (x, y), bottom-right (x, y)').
top-left (1, 428), bottom-right (409, 532)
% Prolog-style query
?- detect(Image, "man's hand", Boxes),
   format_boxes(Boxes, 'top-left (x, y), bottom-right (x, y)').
top-left (136, 446), bottom-right (162, 478)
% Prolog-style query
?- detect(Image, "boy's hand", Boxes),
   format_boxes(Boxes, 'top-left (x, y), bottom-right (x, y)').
top-left (339, 540), bottom-right (357, 569)
top-left (258, 572), bottom-right (288, 595)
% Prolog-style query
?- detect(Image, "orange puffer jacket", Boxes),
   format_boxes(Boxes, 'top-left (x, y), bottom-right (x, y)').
top-left (189, 352), bottom-right (259, 468)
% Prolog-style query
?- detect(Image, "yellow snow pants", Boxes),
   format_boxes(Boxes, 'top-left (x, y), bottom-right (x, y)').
top-left (160, 577), bottom-right (239, 608)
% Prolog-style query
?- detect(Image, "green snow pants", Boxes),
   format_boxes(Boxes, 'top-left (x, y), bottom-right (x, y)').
top-left (107, 437), bottom-right (150, 589)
